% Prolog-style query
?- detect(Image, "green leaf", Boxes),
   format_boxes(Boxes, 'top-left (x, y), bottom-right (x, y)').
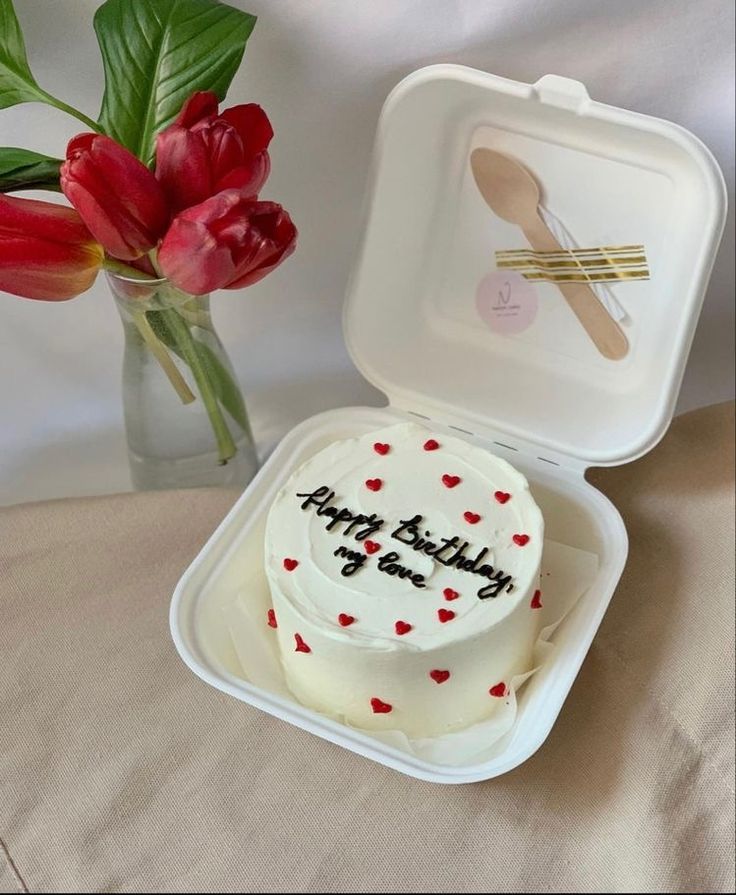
top-left (0, 1), bottom-right (102, 129)
top-left (0, 147), bottom-right (62, 192)
top-left (191, 338), bottom-right (249, 432)
top-left (0, 0), bottom-right (47, 109)
top-left (146, 308), bottom-right (250, 431)
top-left (94, 0), bottom-right (256, 165)
top-left (144, 307), bottom-right (177, 352)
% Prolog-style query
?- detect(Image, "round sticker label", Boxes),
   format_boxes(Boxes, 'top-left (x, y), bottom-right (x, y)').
top-left (476, 270), bottom-right (538, 334)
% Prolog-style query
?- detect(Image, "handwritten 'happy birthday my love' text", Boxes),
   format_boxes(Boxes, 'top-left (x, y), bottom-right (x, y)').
top-left (295, 485), bottom-right (514, 599)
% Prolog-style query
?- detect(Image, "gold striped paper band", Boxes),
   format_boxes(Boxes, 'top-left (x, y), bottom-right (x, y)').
top-left (495, 244), bottom-right (649, 284)
top-left (496, 257), bottom-right (648, 271)
top-left (496, 244), bottom-right (645, 259)
top-left (521, 270), bottom-right (649, 283)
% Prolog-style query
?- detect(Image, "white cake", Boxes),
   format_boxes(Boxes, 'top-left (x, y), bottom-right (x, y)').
top-left (264, 422), bottom-right (544, 737)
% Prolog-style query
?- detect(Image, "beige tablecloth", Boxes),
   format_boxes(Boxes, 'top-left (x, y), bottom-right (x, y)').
top-left (1, 402), bottom-right (734, 893)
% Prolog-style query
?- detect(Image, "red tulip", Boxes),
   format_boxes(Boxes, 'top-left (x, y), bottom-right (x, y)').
top-left (158, 190), bottom-right (296, 294)
top-left (155, 91), bottom-right (273, 213)
top-left (61, 133), bottom-right (169, 261)
top-left (0, 194), bottom-right (103, 301)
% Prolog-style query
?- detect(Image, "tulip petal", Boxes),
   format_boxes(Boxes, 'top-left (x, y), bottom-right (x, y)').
top-left (159, 216), bottom-right (237, 294)
top-left (174, 91), bottom-right (219, 128)
top-left (0, 238), bottom-right (103, 300)
top-left (88, 137), bottom-right (167, 224)
top-left (226, 206), bottom-right (296, 288)
top-left (158, 190), bottom-right (296, 294)
top-left (207, 122), bottom-right (246, 186)
top-left (0, 194), bottom-right (103, 300)
top-left (155, 126), bottom-right (212, 213)
top-left (0, 193), bottom-right (95, 246)
top-left (216, 151), bottom-right (270, 198)
top-left (155, 95), bottom-right (275, 215)
top-left (221, 104), bottom-right (274, 157)
top-left (61, 133), bottom-right (169, 260)
top-left (61, 176), bottom-right (145, 262)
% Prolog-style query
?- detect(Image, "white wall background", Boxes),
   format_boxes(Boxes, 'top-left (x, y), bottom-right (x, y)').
top-left (1, 0), bottom-right (733, 505)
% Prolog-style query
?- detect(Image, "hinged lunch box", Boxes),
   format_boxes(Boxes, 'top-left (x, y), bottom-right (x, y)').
top-left (170, 66), bottom-right (727, 783)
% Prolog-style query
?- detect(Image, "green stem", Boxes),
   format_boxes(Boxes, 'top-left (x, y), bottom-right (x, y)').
top-left (109, 253), bottom-right (238, 464)
top-left (156, 301), bottom-right (237, 465)
top-left (130, 309), bottom-right (196, 405)
top-left (177, 298), bottom-right (215, 332)
top-left (103, 257), bottom-right (157, 280)
top-left (104, 258), bottom-right (194, 403)
top-left (36, 88), bottom-right (103, 133)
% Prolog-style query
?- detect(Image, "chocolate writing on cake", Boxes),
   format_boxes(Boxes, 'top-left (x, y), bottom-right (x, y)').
top-left (392, 515), bottom-right (513, 598)
top-left (295, 486), bottom-right (425, 589)
top-left (295, 486), bottom-right (514, 597)
top-left (296, 486), bottom-right (383, 538)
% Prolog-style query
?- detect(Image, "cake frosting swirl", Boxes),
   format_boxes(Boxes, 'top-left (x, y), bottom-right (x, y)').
top-left (264, 422), bottom-right (544, 737)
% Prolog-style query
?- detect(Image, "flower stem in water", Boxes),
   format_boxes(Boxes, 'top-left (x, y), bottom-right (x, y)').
top-left (155, 304), bottom-right (237, 464)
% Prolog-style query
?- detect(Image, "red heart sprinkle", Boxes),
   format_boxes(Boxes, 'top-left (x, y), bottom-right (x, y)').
top-left (438, 608), bottom-right (455, 623)
top-left (423, 439), bottom-right (440, 451)
top-left (443, 588), bottom-right (460, 601)
top-left (429, 669), bottom-right (451, 684)
top-left (373, 442), bottom-right (390, 455)
top-left (494, 491), bottom-right (511, 504)
top-left (442, 474), bottom-right (461, 488)
top-left (294, 633), bottom-right (311, 653)
top-left (531, 589), bottom-right (543, 609)
top-left (283, 558), bottom-right (299, 571)
top-left (464, 511), bottom-right (481, 524)
top-left (365, 478), bottom-right (382, 491)
top-left (395, 620), bottom-right (412, 636)
top-left (370, 697), bottom-right (392, 714)
top-left (489, 682), bottom-right (507, 698)
top-left (513, 534), bottom-right (530, 546)
top-left (267, 608), bottom-right (277, 629)
top-left (364, 540), bottom-right (381, 555)
top-left (338, 613), bottom-right (356, 627)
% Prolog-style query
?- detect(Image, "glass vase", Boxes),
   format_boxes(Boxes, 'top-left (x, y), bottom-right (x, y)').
top-left (107, 271), bottom-right (259, 490)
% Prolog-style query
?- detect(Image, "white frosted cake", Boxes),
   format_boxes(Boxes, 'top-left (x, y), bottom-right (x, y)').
top-left (264, 422), bottom-right (544, 737)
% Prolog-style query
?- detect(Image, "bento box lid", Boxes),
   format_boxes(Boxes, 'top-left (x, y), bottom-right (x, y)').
top-left (343, 66), bottom-right (727, 467)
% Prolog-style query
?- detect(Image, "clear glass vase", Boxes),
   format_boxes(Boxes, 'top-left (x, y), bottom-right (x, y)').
top-left (108, 271), bottom-right (259, 490)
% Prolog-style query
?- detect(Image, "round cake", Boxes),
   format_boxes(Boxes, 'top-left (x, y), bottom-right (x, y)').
top-left (264, 422), bottom-right (544, 737)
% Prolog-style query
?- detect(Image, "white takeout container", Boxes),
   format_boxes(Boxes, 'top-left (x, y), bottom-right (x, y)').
top-left (170, 66), bottom-right (726, 783)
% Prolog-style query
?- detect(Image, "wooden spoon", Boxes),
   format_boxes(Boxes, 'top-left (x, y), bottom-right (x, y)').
top-left (470, 148), bottom-right (629, 360)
